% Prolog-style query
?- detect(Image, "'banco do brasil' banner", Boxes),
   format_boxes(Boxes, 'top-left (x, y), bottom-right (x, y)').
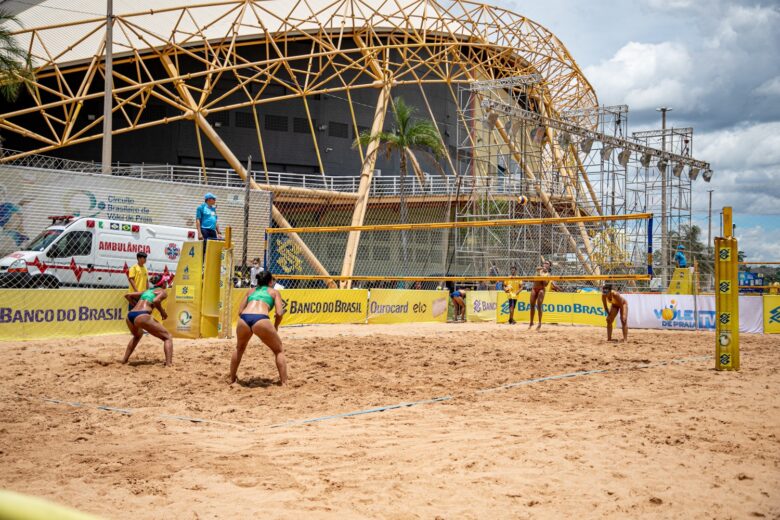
top-left (466, 290), bottom-right (498, 322)
top-left (762, 295), bottom-right (780, 334)
top-left (230, 288), bottom-right (368, 327)
top-left (496, 292), bottom-right (607, 326)
top-left (368, 289), bottom-right (448, 324)
top-left (0, 289), bottom-right (128, 340)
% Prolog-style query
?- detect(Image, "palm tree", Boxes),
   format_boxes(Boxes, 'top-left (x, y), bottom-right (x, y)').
top-left (0, 10), bottom-right (33, 102)
top-left (353, 96), bottom-right (446, 264)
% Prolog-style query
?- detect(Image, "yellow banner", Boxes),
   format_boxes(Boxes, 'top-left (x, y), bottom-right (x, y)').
top-left (0, 289), bottom-right (128, 341)
top-left (230, 288), bottom-right (368, 327)
top-left (497, 292), bottom-right (608, 326)
top-left (763, 295), bottom-right (780, 334)
top-left (164, 240), bottom-right (203, 338)
top-left (367, 289), bottom-right (449, 324)
top-left (466, 290), bottom-right (498, 322)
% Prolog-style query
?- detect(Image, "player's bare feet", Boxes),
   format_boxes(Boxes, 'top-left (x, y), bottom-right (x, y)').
top-left (536, 323), bottom-right (542, 331)
top-left (227, 374), bottom-right (237, 384)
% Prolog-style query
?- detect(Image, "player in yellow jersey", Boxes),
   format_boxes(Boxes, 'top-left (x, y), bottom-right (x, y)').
top-left (503, 266), bottom-right (521, 324)
top-left (601, 284), bottom-right (628, 342)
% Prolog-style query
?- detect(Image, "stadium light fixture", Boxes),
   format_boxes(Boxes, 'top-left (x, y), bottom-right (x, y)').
top-left (558, 131), bottom-right (571, 150)
top-left (600, 145), bottom-right (614, 162)
top-left (672, 162), bottom-right (684, 178)
top-left (702, 169), bottom-right (713, 182)
top-left (580, 137), bottom-right (594, 154)
top-left (484, 112), bottom-right (499, 131)
top-left (640, 152), bottom-right (652, 168)
top-left (657, 158), bottom-right (668, 172)
top-left (617, 149), bottom-right (631, 168)
top-left (688, 167), bottom-right (700, 181)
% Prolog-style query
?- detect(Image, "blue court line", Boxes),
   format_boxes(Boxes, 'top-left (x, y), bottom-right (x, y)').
top-left (33, 354), bottom-right (712, 430)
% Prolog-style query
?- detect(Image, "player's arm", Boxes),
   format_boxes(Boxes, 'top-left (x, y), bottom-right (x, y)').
top-left (195, 206), bottom-right (203, 239)
top-left (125, 291), bottom-right (142, 303)
top-left (601, 293), bottom-right (609, 315)
top-left (237, 291), bottom-right (250, 315)
top-left (127, 266), bottom-right (138, 292)
top-left (271, 289), bottom-right (285, 331)
top-left (152, 290), bottom-right (168, 320)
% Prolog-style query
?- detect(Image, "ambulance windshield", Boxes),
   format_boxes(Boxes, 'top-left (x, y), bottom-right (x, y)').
top-left (27, 229), bottom-right (63, 251)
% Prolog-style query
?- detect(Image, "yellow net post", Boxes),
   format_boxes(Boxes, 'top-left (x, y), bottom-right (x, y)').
top-left (715, 207), bottom-right (739, 370)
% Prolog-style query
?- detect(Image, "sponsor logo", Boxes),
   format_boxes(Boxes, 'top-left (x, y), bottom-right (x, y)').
top-left (98, 241), bottom-right (151, 254)
top-left (769, 306), bottom-right (780, 324)
top-left (0, 307), bottom-right (123, 323)
top-left (653, 299), bottom-right (716, 329)
top-left (121, 224), bottom-right (131, 232)
top-left (288, 300), bottom-right (362, 314)
top-left (165, 243), bottom-right (180, 260)
top-left (511, 301), bottom-right (607, 316)
top-left (178, 310), bottom-right (192, 327)
top-left (110, 223), bottom-right (119, 230)
top-left (473, 299), bottom-right (496, 313)
top-left (369, 301), bottom-right (429, 315)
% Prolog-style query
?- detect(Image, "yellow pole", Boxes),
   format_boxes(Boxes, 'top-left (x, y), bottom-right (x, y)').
top-left (723, 206), bottom-right (732, 238)
top-left (715, 206), bottom-right (739, 371)
top-left (224, 226), bottom-right (232, 249)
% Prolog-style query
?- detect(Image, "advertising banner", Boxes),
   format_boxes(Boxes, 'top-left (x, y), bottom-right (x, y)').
top-left (229, 289), bottom-right (369, 327)
top-left (497, 292), bottom-right (607, 326)
top-left (0, 166), bottom-right (271, 261)
top-left (367, 289), bottom-right (448, 324)
top-left (163, 241), bottom-right (203, 338)
top-left (762, 295), bottom-right (780, 334)
top-left (624, 294), bottom-right (763, 334)
top-left (466, 290), bottom-right (498, 322)
top-left (0, 289), bottom-right (127, 340)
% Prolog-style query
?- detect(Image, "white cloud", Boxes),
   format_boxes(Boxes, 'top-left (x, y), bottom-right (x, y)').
top-left (733, 226), bottom-right (780, 262)
top-left (755, 76), bottom-right (780, 97)
top-left (584, 42), bottom-right (702, 109)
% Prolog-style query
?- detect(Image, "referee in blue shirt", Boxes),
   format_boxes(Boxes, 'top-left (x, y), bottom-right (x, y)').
top-left (196, 193), bottom-right (222, 245)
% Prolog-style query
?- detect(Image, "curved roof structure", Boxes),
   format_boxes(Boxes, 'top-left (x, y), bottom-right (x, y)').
top-left (0, 0), bottom-right (598, 163)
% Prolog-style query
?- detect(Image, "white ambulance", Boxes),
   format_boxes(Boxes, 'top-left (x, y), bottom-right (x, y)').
top-left (0, 216), bottom-right (196, 288)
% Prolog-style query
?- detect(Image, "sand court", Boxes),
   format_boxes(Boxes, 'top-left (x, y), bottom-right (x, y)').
top-left (1, 323), bottom-right (778, 518)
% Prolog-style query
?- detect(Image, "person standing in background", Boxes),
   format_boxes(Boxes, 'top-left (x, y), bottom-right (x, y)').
top-left (503, 265), bottom-right (521, 325)
top-left (196, 193), bottom-right (221, 245)
top-left (127, 251), bottom-right (148, 293)
top-left (674, 245), bottom-right (687, 268)
top-left (250, 257), bottom-right (263, 288)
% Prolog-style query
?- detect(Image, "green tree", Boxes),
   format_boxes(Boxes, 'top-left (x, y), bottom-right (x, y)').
top-left (354, 96), bottom-right (445, 263)
top-left (0, 10), bottom-right (33, 102)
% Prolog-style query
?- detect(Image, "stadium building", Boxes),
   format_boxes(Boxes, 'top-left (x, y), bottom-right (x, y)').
top-left (0, 0), bottom-right (711, 284)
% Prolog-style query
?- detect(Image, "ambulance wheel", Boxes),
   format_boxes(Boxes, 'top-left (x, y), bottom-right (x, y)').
top-left (36, 275), bottom-right (60, 289)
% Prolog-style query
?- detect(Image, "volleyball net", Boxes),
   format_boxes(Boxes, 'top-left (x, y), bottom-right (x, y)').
top-left (264, 212), bottom-right (654, 290)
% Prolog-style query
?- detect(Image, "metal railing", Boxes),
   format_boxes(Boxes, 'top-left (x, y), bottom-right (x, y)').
top-left (1, 148), bottom-right (590, 202)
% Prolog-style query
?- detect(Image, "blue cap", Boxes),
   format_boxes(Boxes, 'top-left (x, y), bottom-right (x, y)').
top-left (204, 193), bottom-right (216, 201)
top-left (677, 244), bottom-right (685, 250)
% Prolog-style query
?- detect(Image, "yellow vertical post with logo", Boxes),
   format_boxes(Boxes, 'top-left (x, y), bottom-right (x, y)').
top-left (164, 241), bottom-right (203, 339)
top-left (715, 207), bottom-right (739, 370)
top-left (200, 239), bottom-right (225, 338)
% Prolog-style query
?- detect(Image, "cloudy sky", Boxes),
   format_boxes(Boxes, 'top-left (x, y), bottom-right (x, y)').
top-left (500, 0), bottom-right (780, 261)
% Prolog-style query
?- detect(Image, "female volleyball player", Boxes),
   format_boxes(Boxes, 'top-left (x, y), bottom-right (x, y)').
top-left (229, 271), bottom-right (288, 385)
top-left (123, 274), bottom-right (173, 366)
top-left (602, 284), bottom-right (629, 342)
top-left (528, 261), bottom-right (558, 330)
top-left (445, 281), bottom-right (466, 322)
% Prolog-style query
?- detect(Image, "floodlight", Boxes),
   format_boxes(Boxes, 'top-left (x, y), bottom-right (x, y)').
top-left (657, 158), bottom-right (668, 172)
top-left (558, 131), bottom-right (571, 150)
top-left (640, 152), bottom-right (652, 168)
top-left (580, 137), bottom-right (594, 154)
top-left (688, 167), bottom-right (700, 181)
top-left (600, 145), bottom-right (614, 162)
top-left (672, 162), bottom-right (684, 178)
top-left (484, 112), bottom-right (499, 131)
top-left (702, 169), bottom-right (713, 182)
top-left (617, 149), bottom-right (631, 168)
